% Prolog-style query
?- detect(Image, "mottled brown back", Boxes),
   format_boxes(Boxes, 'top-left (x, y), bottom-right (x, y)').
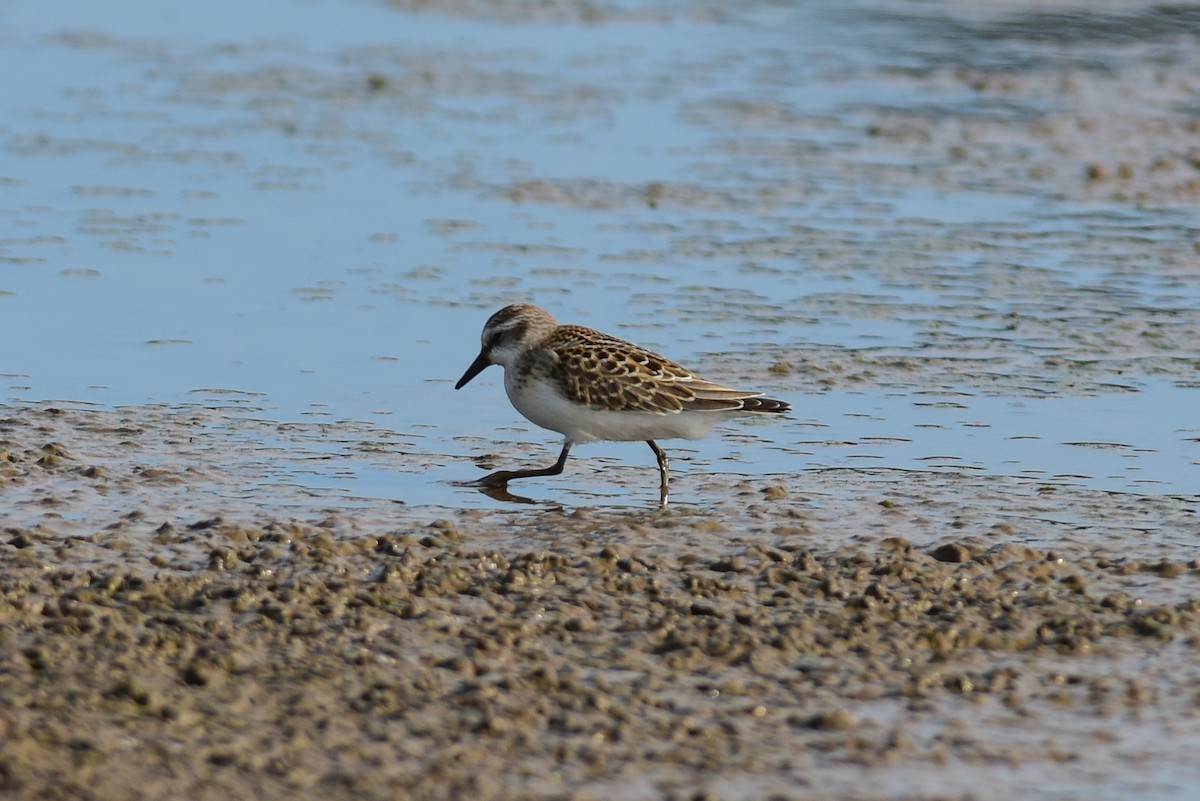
top-left (525, 325), bottom-right (790, 415)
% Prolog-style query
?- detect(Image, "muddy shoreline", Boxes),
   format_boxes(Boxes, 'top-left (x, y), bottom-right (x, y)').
top-left (4, 0), bottom-right (1200, 798)
top-left (4, 404), bottom-right (1200, 800)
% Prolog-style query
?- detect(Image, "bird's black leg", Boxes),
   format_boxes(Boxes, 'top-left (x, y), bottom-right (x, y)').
top-left (647, 440), bottom-right (670, 506)
top-left (476, 443), bottom-right (572, 488)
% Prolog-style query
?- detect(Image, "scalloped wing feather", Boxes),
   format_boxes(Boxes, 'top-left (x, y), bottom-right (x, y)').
top-left (541, 326), bottom-right (783, 415)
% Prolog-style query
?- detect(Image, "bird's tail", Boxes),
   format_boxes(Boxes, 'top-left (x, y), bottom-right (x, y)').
top-left (740, 396), bottom-right (790, 413)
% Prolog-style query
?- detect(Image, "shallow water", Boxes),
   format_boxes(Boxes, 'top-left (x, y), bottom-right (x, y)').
top-left (2, 0), bottom-right (1198, 510)
top-left (3, 2), bottom-right (1200, 798)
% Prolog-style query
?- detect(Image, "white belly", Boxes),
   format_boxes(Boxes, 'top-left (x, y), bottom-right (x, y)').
top-left (506, 373), bottom-right (724, 444)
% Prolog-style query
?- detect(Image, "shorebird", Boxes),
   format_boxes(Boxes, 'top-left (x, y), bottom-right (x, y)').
top-left (455, 304), bottom-right (789, 503)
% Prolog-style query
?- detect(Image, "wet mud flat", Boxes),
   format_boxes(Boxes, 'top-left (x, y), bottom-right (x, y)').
top-left (3, 0), bottom-right (1200, 798)
top-left (3, 404), bottom-right (1200, 801)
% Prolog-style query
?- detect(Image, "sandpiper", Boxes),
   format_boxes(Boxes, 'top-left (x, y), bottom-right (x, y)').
top-left (455, 304), bottom-right (790, 503)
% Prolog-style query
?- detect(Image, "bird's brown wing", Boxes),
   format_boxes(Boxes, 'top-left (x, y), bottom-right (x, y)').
top-left (542, 325), bottom-right (774, 415)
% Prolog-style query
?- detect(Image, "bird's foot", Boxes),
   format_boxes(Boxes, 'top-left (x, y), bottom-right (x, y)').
top-left (454, 470), bottom-right (518, 489)
top-left (476, 471), bottom-right (511, 489)
top-left (452, 474), bottom-right (540, 503)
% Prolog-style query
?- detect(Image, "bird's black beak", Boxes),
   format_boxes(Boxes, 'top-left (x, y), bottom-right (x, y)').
top-left (455, 349), bottom-right (491, 389)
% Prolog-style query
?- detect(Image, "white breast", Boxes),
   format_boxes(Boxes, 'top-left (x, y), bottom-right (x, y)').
top-left (505, 372), bottom-right (726, 444)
